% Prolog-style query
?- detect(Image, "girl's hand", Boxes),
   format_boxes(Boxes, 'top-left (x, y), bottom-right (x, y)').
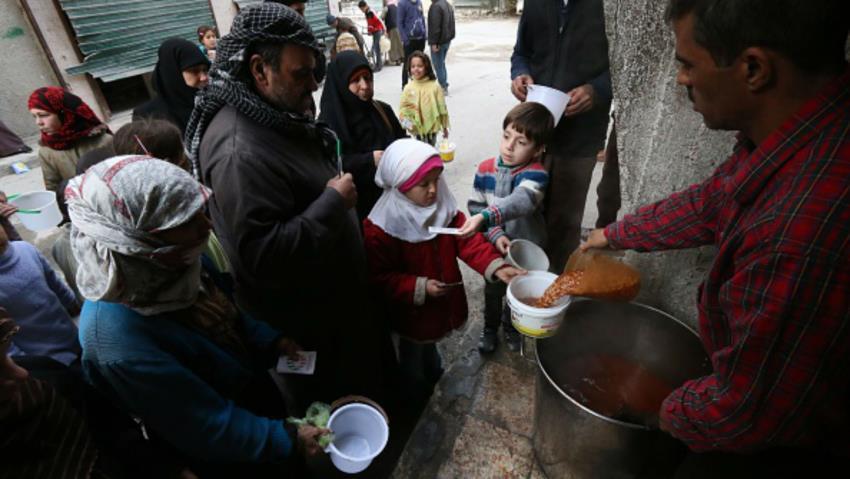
top-left (276, 338), bottom-right (302, 358)
top-left (426, 279), bottom-right (448, 298)
top-left (495, 236), bottom-right (511, 255)
top-left (0, 192), bottom-right (16, 219)
top-left (457, 214), bottom-right (485, 238)
top-left (442, 128), bottom-right (449, 139)
top-left (495, 266), bottom-right (525, 284)
top-left (373, 150), bottom-right (384, 167)
top-left (0, 203), bottom-right (16, 219)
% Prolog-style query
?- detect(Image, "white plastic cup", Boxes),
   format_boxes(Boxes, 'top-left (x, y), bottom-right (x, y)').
top-left (326, 403), bottom-right (389, 474)
top-left (507, 239), bottom-right (550, 271)
top-left (526, 84), bottom-right (571, 127)
top-left (507, 271), bottom-right (571, 338)
top-left (9, 191), bottom-right (63, 231)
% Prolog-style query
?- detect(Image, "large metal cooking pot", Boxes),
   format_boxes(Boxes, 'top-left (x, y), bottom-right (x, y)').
top-left (533, 299), bottom-right (711, 479)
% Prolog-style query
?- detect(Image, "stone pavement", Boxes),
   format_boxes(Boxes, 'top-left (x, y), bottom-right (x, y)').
top-left (390, 296), bottom-right (547, 479)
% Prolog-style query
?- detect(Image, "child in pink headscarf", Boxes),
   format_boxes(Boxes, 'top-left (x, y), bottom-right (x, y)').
top-left (362, 139), bottom-right (523, 398)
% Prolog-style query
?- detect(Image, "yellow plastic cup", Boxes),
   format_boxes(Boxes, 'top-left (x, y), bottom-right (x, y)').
top-left (438, 141), bottom-right (456, 162)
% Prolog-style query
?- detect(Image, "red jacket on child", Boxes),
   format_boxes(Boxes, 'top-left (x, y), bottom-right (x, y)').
top-left (363, 212), bottom-right (506, 342)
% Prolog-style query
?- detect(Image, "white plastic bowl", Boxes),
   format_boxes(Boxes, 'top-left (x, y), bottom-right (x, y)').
top-left (9, 191), bottom-right (62, 231)
top-left (526, 84), bottom-right (571, 127)
top-left (507, 271), bottom-right (571, 338)
top-left (326, 403), bottom-right (389, 474)
top-left (507, 239), bottom-right (550, 271)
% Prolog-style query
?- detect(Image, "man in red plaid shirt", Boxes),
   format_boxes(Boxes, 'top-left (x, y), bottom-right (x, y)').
top-left (584, 0), bottom-right (850, 473)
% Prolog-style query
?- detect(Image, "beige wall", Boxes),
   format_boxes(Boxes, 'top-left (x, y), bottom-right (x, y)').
top-left (0, 1), bottom-right (59, 138)
top-left (209, 0), bottom-right (239, 35)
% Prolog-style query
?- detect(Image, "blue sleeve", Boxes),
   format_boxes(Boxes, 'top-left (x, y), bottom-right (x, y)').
top-left (98, 357), bottom-right (293, 463)
top-left (36, 248), bottom-right (77, 311)
top-left (589, 69), bottom-right (612, 104)
top-left (510, 8), bottom-right (532, 79)
top-left (241, 312), bottom-right (282, 352)
top-left (398, 2), bottom-right (409, 44)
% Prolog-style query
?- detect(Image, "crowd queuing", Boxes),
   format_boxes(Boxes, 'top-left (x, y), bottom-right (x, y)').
top-left (1, 0), bottom-right (849, 478)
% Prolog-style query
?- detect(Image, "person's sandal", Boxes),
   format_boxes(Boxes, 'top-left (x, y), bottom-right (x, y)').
top-left (478, 327), bottom-right (498, 354)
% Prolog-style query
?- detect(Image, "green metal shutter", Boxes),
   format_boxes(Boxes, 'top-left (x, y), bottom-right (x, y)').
top-left (234, 0), bottom-right (334, 43)
top-left (61, 0), bottom-right (215, 82)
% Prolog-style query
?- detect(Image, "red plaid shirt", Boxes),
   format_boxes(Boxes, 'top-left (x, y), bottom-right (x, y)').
top-left (606, 67), bottom-right (850, 454)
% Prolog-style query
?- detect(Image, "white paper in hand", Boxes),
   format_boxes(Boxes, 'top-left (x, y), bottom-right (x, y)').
top-left (276, 351), bottom-right (317, 375)
top-left (428, 226), bottom-right (461, 235)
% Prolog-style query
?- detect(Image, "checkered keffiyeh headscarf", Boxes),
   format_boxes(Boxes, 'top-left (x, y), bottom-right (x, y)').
top-left (184, 3), bottom-right (331, 177)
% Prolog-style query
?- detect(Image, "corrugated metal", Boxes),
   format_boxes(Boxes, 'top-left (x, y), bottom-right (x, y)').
top-left (61, 0), bottom-right (215, 82)
top-left (234, 0), bottom-right (335, 43)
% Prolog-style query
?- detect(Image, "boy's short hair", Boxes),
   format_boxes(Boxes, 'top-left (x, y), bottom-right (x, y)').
top-left (503, 102), bottom-right (555, 147)
top-left (113, 119), bottom-right (186, 168)
top-left (358, 0), bottom-right (368, 7)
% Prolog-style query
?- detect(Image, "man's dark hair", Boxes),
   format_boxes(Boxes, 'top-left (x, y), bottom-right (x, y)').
top-left (666, 0), bottom-right (849, 74)
top-left (113, 119), bottom-right (185, 166)
top-left (358, 0), bottom-right (368, 7)
top-left (240, 40), bottom-right (288, 83)
top-left (502, 102), bottom-right (554, 147)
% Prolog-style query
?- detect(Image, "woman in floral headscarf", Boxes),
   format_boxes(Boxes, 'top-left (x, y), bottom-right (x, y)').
top-left (68, 156), bottom-right (326, 476)
top-left (28, 87), bottom-right (111, 193)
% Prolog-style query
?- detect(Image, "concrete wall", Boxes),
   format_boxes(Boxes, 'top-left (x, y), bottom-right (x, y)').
top-left (0, 1), bottom-right (59, 139)
top-left (602, 0), bottom-right (735, 329)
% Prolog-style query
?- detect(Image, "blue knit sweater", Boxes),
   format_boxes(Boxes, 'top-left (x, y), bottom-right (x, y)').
top-left (0, 241), bottom-right (80, 365)
top-left (79, 300), bottom-right (293, 463)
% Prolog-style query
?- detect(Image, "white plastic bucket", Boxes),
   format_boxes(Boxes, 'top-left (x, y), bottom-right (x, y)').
top-left (9, 191), bottom-right (63, 231)
top-left (526, 84), bottom-right (571, 127)
top-left (326, 403), bottom-right (389, 474)
top-left (507, 239), bottom-right (550, 271)
top-left (507, 271), bottom-right (571, 338)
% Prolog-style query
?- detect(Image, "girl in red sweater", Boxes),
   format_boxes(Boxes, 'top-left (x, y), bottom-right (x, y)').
top-left (363, 139), bottom-right (522, 398)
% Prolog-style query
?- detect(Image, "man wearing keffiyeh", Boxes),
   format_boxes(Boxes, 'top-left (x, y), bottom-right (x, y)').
top-left (188, 3), bottom-right (388, 409)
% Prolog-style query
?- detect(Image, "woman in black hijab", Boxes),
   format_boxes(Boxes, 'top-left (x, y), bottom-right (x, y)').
top-left (319, 51), bottom-right (406, 220)
top-left (133, 38), bottom-right (210, 134)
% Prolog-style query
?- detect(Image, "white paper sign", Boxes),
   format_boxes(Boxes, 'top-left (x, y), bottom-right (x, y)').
top-left (428, 226), bottom-right (462, 235)
top-left (276, 351), bottom-right (317, 375)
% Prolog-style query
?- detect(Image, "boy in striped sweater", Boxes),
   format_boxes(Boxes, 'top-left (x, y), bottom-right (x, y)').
top-left (459, 102), bottom-right (553, 353)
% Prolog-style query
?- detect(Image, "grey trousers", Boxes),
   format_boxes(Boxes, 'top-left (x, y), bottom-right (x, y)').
top-left (596, 123), bottom-right (621, 229)
top-left (542, 153), bottom-right (599, 272)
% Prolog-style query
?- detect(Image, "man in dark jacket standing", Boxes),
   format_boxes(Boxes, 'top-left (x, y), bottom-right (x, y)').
top-left (511, 0), bottom-right (616, 271)
top-left (398, 0), bottom-right (427, 86)
top-left (186, 3), bottom-right (385, 408)
top-left (428, 0), bottom-right (455, 93)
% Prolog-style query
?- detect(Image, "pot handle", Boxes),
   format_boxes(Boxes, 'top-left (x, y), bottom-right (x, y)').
top-left (520, 336), bottom-right (538, 363)
top-left (331, 395), bottom-right (390, 424)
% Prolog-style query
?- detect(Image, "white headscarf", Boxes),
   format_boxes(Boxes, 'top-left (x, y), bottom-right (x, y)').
top-left (367, 139), bottom-right (457, 243)
top-left (65, 156), bottom-right (211, 315)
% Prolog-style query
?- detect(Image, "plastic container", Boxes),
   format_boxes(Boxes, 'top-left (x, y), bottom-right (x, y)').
top-left (438, 140), bottom-right (456, 162)
top-left (507, 239), bottom-right (550, 271)
top-left (526, 84), bottom-right (571, 127)
top-left (326, 403), bottom-right (389, 474)
top-left (507, 271), bottom-right (571, 338)
top-left (9, 191), bottom-right (62, 231)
